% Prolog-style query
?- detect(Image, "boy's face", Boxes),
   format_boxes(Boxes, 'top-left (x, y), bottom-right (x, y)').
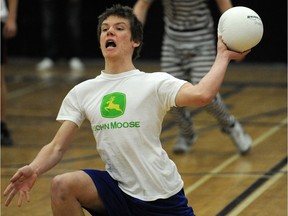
top-left (100, 16), bottom-right (140, 60)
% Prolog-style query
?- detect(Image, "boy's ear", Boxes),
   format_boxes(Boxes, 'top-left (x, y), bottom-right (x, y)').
top-left (132, 40), bottom-right (141, 48)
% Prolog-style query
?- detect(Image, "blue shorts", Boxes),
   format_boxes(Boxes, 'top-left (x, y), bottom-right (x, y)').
top-left (83, 169), bottom-right (195, 216)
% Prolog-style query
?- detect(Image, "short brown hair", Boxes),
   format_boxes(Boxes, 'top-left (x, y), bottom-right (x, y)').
top-left (97, 4), bottom-right (143, 60)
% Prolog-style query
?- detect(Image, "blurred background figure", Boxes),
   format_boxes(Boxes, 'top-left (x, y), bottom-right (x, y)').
top-left (133, 0), bottom-right (252, 155)
top-left (36, 0), bottom-right (84, 72)
top-left (1, 0), bottom-right (18, 146)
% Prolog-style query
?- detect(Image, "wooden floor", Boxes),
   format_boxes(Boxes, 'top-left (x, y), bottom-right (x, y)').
top-left (1, 59), bottom-right (287, 216)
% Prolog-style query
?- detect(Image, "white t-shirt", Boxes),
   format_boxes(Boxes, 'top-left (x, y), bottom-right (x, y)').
top-left (57, 69), bottom-right (187, 201)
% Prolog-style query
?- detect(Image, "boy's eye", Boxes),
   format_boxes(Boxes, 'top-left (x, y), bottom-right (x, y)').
top-left (101, 24), bottom-right (125, 32)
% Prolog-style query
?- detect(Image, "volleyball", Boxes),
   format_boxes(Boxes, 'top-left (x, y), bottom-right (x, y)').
top-left (217, 6), bottom-right (264, 52)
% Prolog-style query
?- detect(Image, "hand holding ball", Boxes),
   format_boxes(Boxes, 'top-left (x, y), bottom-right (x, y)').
top-left (218, 6), bottom-right (264, 52)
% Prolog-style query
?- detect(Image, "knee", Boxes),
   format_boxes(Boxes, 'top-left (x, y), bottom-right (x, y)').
top-left (51, 174), bottom-right (71, 201)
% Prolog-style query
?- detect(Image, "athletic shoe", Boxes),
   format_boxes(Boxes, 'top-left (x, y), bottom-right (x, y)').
top-left (69, 58), bottom-right (84, 71)
top-left (173, 134), bottom-right (197, 154)
top-left (1, 122), bottom-right (13, 146)
top-left (222, 121), bottom-right (252, 155)
top-left (36, 58), bottom-right (54, 71)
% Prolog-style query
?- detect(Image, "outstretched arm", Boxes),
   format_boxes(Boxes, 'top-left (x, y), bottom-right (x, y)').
top-left (175, 36), bottom-right (250, 107)
top-left (3, 120), bottom-right (79, 207)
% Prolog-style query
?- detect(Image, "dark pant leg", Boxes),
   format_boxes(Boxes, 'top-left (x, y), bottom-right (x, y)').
top-left (40, 0), bottom-right (58, 60)
top-left (66, 0), bottom-right (82, 58)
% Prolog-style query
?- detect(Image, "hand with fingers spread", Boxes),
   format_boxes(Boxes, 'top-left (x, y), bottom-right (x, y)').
top-left (3, 165), bottom-right (38, 207)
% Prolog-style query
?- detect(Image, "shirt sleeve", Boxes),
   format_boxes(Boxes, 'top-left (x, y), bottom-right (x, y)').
top-left (154, 72), bottom-right (187, 110)
top-left (56, 87), bottom-right (85, 127)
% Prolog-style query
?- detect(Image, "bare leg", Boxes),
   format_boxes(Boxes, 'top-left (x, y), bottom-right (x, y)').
top-left (51, 170), bottom-right (106, 216)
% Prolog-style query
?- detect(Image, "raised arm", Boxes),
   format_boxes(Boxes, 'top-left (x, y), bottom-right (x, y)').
top-left (215, 0), bottom-right (233, 13)
top-left (175, 37), bottom-right (250, 107)
top-left (3, 120), bottom-right (79, 207)
top-left (133, 0), bottom-right (153, 24)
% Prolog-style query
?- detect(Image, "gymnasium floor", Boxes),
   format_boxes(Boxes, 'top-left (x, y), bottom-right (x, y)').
top-left (1, 58), bottom-right (287, 215)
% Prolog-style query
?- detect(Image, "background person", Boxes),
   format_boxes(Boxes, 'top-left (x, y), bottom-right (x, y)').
top-left (36, 0), bottom-right (84, 71)
top-left (133, 0), bottom-right (252, 155)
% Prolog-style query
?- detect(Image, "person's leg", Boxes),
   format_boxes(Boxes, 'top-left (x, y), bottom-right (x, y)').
top-left (190, 42), bottom-right (252, 155)
top-left (0, 65), bottom-right (13, 146)
top-left (188, 44), bottom-right (235, 129)
top-left (1, 65), bottom-right (7, 124)
top-left (66, 0), bottom-right (84, 71)
top-left (66, 0), bottom-right (82, 58)
top-left (160, 35), bottom-right (196, 153)
top-left (1, 23), bottom-right (13, 146)
top-left (201, 93), bottom-right (252, 155)
top-left (50, 171), bottom-right (106, 216)
top-left (170, 107), bottom-right (197, 153)
top-left (42, 0), bottom-right (58, 60)
top-left (37, 0), bottom-right (58, 71)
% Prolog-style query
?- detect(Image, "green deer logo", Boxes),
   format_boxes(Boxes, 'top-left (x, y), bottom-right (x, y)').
top-left (105, 96), bottom-right (123, 113)
top-left (100, 92), bottom-right (126, 118)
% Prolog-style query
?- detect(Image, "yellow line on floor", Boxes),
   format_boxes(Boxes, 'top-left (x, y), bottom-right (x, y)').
top-left (228, 165), bottom-right (287, 216)
top-left (184, 117), bottom-right (287, 195)
top-left (8, 82), bottom-right (53, 99)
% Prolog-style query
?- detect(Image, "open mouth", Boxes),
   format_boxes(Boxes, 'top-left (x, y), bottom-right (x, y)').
top-left (106, 40), bottom-right (116, 48)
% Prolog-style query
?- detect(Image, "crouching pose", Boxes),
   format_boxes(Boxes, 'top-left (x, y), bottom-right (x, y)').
top-left (3, 4), bottom-right (249, 216)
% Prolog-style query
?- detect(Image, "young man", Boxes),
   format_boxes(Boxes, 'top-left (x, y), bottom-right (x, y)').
top-left (3, 5), bottom-right (249, 216)
top-left (133, 0), bottom-right (252, 154)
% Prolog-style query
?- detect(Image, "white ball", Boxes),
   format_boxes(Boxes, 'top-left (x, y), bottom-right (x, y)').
top-left (217, 6), bottom-right (264, 52)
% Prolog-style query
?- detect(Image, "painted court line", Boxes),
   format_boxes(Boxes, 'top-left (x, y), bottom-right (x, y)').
top-left (228, 165), bottom-right (287, 216)
top-left (184, 117), bottom-right (287, 195)
top-left (216, 157), bottom-right (287, 215)
top-left (8, 82), bottom-right (53, 99)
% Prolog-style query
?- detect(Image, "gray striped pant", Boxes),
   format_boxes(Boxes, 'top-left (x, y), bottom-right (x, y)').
top-left (161, 33), bottom-right (235, 138)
